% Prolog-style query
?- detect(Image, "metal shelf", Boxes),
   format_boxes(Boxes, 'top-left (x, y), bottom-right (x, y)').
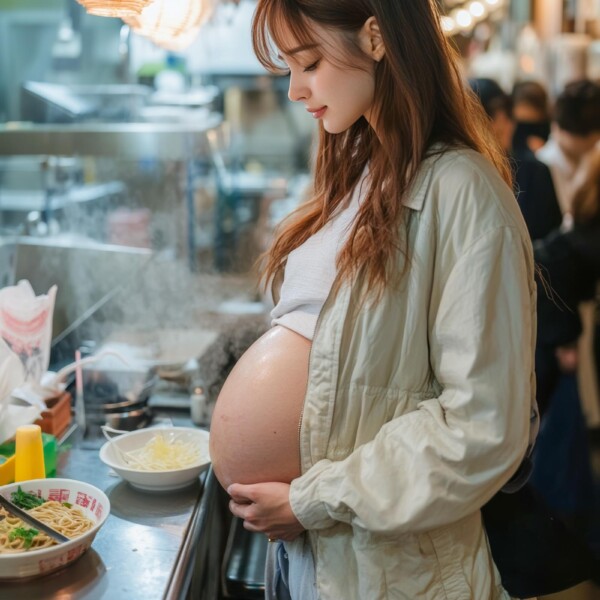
top-left (0, 115), bottom-right (222, 160)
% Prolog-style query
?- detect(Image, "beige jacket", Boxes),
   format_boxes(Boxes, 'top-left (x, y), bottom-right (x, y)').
top-left (288, 148), bottom-right (537, 599)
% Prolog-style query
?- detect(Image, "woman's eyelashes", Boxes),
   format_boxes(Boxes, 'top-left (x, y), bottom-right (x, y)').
top-left (279, 58), bottom-right (320, 76)
top-left (303, 60), bottom-right (320, 72)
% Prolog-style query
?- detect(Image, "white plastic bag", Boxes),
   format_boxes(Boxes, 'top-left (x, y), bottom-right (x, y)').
top-left (0, 337), bottom-right (39, 444)
top-left (0, 280), bottom-right (57, 384)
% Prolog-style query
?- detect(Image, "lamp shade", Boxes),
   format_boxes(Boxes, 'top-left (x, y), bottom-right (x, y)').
top-left (125, 0), bottom-right (213, 50)
top-left (76, 0), bottom-right (154, 17)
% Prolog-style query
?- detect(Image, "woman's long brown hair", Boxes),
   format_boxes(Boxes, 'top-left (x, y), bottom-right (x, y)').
top-left (253, 0), bottom-right (511, 295)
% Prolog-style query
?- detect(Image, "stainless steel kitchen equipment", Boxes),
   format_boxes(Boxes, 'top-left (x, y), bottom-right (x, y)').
top-left (0, 118), bottom-right (222, 270)
top-left (21, 81), bottom-right (152, 123)
top-left (20, 80), bottom-right (220, 125)
top-left (0, 236), bottom-right (16, 289)
top-left (0, 155), bottom-right (126, 236)
top-left (10, 236), bottom-right (153, 366)
top-left (80, 367), bottom-right (157, 432)
top-left (0, 119), bottom-right (221, 161)
top-left (222, 517), bottom-right (268, 599)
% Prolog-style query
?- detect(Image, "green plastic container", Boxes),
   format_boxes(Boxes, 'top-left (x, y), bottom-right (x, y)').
top-left (0, 433), bottom-right (58, 483)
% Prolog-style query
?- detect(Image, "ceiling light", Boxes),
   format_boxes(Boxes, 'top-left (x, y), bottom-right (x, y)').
top-left (125, 0), bottom-right (214, 51)
top-left (455, 9), bottom-right (473, 29)
top-left (76, 0), bottom-right (153, 18)
top-left (469, 2), bottom-right (486, 18)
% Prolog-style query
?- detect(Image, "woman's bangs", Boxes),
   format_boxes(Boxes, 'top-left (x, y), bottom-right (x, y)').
top-left (252, 0), bottom-right (317, 73)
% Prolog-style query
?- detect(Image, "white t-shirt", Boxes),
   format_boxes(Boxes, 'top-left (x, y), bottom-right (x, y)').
top-left (536, 137), bottom-right (576, 215)
top-left (270, 169), bottom-right (369, 340)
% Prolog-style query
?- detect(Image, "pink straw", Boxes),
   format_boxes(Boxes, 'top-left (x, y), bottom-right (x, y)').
top-left (75, 349), bottom-right (83, 397)
top-left (74, 349), bottom-right (86, 431)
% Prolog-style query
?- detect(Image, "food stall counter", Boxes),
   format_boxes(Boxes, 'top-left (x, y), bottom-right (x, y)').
top-left (0, 425), bottom-right (216, 600)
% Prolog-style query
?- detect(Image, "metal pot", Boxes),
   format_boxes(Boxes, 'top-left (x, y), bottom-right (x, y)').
top-left (82, 367), bottom-right (157, 430)
top-left (104, 406), bottom-right (153, 431)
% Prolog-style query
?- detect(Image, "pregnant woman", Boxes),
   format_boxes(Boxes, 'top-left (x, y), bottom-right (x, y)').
top-left (209, 1), bottom-right (538, 598)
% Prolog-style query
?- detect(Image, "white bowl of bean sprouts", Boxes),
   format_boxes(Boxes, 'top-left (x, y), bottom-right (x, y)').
top-left (99, 427), bottom-right (211, 492)
top-left (0, 478), bottom-right (110, 580)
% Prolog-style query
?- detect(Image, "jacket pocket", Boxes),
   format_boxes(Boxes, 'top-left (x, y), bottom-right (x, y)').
top-left (348, 512), bottom-right (505, 600)
top-left (350, 527), bottom-right (463, 599)
top-left (425, 524), bottom-right (473, 600)
top-left (426, 512), bottom-right (508, 600)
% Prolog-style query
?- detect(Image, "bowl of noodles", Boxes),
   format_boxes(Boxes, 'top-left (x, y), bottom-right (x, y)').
top-left (0, 478), bottom-right (110, 580)
top-left (99, 426), bottom-right (210, 492)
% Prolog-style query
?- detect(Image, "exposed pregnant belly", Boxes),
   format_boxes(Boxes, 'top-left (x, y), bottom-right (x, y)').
top-left (210, 326), bottom-right (311, 489)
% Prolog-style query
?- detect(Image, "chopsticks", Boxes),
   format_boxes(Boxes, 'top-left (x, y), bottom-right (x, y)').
top-left (0, 494), bottom-right (69, 544)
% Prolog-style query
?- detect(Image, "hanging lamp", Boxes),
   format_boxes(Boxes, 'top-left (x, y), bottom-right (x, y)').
top-left (76, 0), bottom-right (154, 18)
top-left (125, 0), bottom-right (214, 51)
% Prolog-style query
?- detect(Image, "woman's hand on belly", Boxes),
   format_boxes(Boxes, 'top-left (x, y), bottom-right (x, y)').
top-left (228, 482), bottom-right (305, 542)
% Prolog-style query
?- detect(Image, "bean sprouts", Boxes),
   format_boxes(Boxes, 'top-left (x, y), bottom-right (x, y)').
top-left (126, 434), bottom-right (203, 471)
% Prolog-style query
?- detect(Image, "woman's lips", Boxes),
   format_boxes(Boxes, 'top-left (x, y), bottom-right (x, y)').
top-left (308, 106), bottom-right (327, 119)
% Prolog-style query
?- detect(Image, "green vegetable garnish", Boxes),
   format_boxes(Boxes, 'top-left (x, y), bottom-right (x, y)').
top-left (10, 486), bottom-right (45, 510)
top-left (9, 527), bottom-right (39, 549)
top-left (61, 502), bottom-right (72, 508)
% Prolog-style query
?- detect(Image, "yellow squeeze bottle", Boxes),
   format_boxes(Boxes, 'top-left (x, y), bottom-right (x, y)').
top-left (15, 424), bottom-right (46, 482)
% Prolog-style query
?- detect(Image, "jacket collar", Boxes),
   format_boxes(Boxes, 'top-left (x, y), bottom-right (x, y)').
top-left (401, 145), bottom-right (445, 212)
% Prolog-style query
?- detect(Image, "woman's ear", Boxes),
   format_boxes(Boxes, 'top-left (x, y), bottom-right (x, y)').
top-left (359, 16), bottom-right (385, 62)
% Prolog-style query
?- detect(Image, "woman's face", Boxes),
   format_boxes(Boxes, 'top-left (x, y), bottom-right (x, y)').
top-left (278, 24), bottom-right (376, 134)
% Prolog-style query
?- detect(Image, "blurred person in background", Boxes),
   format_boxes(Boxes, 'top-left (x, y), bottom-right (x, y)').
top-left (537, 79), bottom-right (600, 215)
top-left (535, 149), bottom-right (600, 397)
top-left (532, 148), bottom-right (600, 541)
top-left (469, 77), bottom-right (562, 243)
top-left (538, 79), bottom-right (600, 462)
top-left (511, 80), bottom-right (551, 158)
top-left (478, 77), bottom-right (600, 569)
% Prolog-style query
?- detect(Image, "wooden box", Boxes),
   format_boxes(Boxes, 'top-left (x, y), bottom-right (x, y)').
top-left (35, 392), bottom-right (72, 438)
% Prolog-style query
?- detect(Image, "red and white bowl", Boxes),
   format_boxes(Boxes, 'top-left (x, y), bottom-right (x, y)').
top-left (0, 478), bottom-right (110, 579)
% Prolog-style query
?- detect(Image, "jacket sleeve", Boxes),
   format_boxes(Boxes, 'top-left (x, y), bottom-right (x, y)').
top-left (534, 231), bottom-right (593, 348)
top-left (289, 225), bottom-right (536, 535)
top-left (534, 229), bottom-right (595, 347)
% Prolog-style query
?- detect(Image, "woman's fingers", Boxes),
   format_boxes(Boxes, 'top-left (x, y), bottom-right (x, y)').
top-left (227, 483), bottom-right (256, 503)
top-left (227, 481), bottom-right (305, 540)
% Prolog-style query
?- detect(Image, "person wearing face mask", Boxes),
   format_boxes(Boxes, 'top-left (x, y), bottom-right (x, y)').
top-left (511, 80), bottom-right (551, 158)
top-left (469, 77), bottom-right (563, 244)
top-left (208, 2), bottom-right (539, 599)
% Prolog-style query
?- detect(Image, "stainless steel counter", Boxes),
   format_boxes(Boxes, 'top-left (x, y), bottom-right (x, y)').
top-left (0, 425), bottom-right (217, 600)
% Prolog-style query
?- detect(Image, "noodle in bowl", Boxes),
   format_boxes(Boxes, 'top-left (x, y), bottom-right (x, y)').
top-left (99, 427), bottom-right (211, 492)
top-left (0, 501), bottom-right (94, 553)
top-left (0, 478), bottom-right (110, 579)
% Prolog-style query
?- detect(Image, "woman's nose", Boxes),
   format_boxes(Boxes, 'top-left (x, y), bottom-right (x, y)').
top-left (288, 75), bottom-right (309, 103)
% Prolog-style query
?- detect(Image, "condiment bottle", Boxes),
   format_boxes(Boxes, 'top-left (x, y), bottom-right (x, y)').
top-left (15, 424), bottom-right (45, 481)
top-left (190, 384), bottom-right (209, 427)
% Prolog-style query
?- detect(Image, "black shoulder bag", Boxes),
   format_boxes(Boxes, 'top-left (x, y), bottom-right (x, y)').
top-left (481, 458), bottom-right (597, 598)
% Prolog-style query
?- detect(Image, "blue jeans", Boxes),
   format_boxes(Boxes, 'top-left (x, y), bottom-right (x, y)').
top-left (264, 535), bottom-right (318, 600)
